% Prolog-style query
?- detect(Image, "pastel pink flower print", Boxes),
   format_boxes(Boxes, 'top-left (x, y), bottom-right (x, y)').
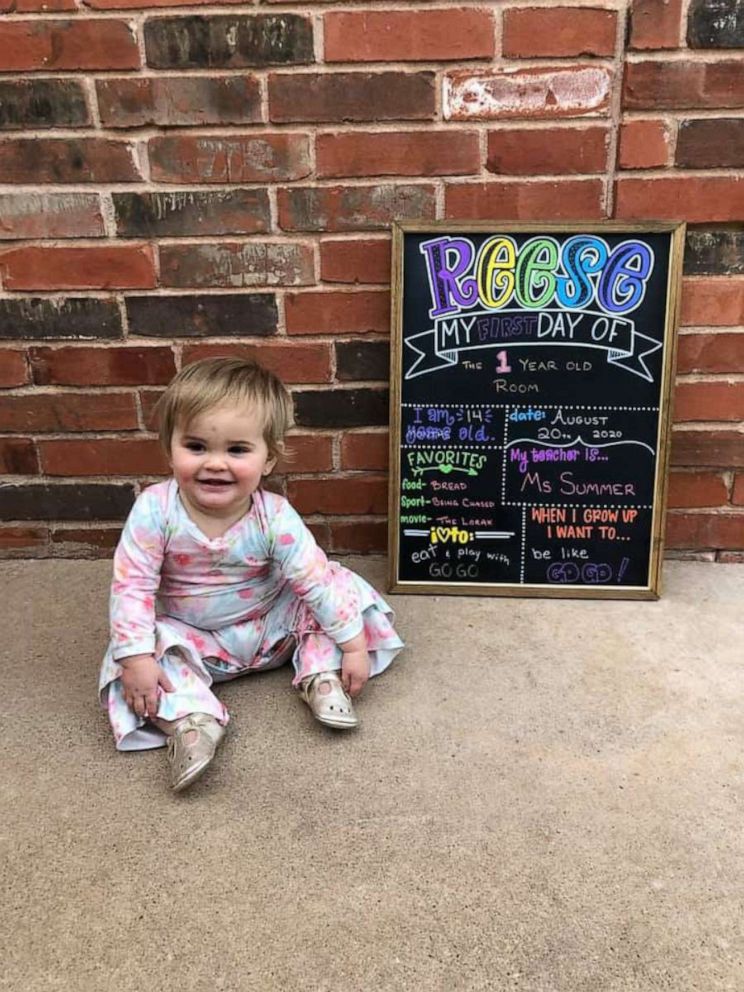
top-left (100, 481), bottom-right (403, 751)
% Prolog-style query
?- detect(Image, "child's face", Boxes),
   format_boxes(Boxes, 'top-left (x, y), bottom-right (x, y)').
top-left (169, 404), bottom-right (276, 520)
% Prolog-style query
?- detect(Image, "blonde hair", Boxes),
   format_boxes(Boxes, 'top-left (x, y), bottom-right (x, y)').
top-left (157, 357), bottom-right (293, 462)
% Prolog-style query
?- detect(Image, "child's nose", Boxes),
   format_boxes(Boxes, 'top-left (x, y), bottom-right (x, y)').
top-left (204, 451), bottom-right (227, 470)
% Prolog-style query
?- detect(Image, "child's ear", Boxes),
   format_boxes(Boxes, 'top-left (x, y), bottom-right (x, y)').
top-left (263, 456), bottom-right (277, 477)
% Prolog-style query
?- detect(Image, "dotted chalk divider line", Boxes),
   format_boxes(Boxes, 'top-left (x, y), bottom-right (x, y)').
top-left (506, 503), bottom-right (653, 510)
top-left (402, 403), bottom-right (659, 412)
top-left (520, 506), bottom-right (526, 583)
top-left (502, 406), bottom-right (509, 504)
top-left (401, 445), bottom-right (503, 451)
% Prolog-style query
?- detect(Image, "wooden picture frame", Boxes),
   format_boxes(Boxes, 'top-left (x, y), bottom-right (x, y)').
top-left (388, 221), bottom-right (686, 599)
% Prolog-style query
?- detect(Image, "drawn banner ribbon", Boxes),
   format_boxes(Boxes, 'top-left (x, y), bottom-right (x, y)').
top-left (404, 309), bottom-right (662, 382)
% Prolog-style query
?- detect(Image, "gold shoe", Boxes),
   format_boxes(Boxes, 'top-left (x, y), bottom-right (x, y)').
top-left (300, 672), bottom-right (359, 729)
top-left (167, 713), bottom-right (226, 792)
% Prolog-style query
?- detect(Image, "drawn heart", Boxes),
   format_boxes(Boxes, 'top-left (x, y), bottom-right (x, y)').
top-left (436, 527), bottom-right (450, 542)
top-left (439, 464), bottom-right (453, 474)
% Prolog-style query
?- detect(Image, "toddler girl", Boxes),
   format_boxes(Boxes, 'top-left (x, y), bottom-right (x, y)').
top-left (98, 357), bottom-right (403, 792)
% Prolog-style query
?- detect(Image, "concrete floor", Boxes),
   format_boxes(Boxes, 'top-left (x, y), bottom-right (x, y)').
top-left (1, 557), bottom-right (742, 992)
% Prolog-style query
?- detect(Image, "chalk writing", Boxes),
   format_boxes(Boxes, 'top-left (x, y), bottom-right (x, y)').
top-left (392, 225), bottom-right (681, 596)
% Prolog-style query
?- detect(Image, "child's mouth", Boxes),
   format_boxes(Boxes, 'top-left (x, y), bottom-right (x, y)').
top-left (197, 479), bottom-right (233, 488)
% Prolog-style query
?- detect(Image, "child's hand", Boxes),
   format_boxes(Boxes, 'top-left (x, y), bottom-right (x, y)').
top-left (340, 649), bottom-right (370, 698)
top-left (119, 654), bottom-right (174, 719)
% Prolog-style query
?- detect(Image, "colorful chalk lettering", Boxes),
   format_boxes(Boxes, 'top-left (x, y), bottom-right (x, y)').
top-left (391, 225), bottom-right (683, 598)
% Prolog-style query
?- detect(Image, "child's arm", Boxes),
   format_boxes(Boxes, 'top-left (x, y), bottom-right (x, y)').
top-left (110, 488), bottom-right (165, 661)
top-left (338, 631), bottom-right (370, 698)
top-left (110, 488), bottom-right (172, 715)
top-left (269, 498), bottom-right (364, 647)
top-left (119, 654), bottom-right (175, 719)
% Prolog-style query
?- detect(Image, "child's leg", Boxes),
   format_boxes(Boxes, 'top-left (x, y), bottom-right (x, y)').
top-left (153, 712), bottom-right (226, 793)
top-left (291, 629), bottom-right (358, 729)
top-left (105, 648), bottom-right (229, 752)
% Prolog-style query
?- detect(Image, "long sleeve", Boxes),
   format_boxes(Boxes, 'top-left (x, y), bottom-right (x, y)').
top-left (109, 488), bottom-right (166, 661)
top-left (266, 495), bottom-right (363, 644)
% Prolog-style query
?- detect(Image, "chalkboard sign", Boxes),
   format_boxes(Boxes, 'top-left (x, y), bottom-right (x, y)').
top-left (388, 222), bottom-right (685, 599)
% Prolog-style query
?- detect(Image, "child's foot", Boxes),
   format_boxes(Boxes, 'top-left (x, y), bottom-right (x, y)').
top-left (167, 713), bottom-right (226, 792)
top-left (300, 672), bottom-right (359, 729)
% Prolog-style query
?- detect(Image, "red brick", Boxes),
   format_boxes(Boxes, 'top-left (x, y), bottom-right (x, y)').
top-left (6, 0), bottom-right (76, 10)
top-left (503, 7), bottom-right (616, 58)
top-left (86, 0), bottom-right (245, 10)
top-left (317, 131), bottom-right (480, 179)
top-left (149, 134), bottom-right (311, 184)
top-left (324, 9), bottom-right (495, 62)
top-left (668, 470), bottom-right (729, 508)
top-left (30, 347), bottom-right (175, 386)
top-left (127, 295), bottom-right (277, 339)
top-left (139, 389), bottom-right (165, 431)
top-left (276, 434), bottom-right (333, 474)
top-left (341, 432), bottom-right (388, 471)
top-left (732, 474), bottom-right (744, 505)
top-left (445, 67), bottom-right (613, 121)
top-left (0, 526), bottom-right (48, 551)
top-left (160, 243), bottom-right (314, 289)
top-left (624, 61), bottom-right (744, 110)
top-left (629, 0), bottom-right (683, 50)
top-left (486, 126), bottom-right (608, 176)
top-left (320, 239), bottom-right (391, 285)
top-left (0, 193), bottom-right (104, 241)
top-left (618, 120), bottom-right (671, 169)
top-left (678, 333), bottom-right (744, 374)
top-left (329, 519), bottom-right (387, 554)
top-left (0, 392), bottom-right (137, 431)
top-left (39, 438), bottom-right (168, 476)
top-left (50, 527), bottom-right (121, 556)
top-left (294, 387), bottom-right (387, 428)
top-left (718, 550), bottom-right (744, 562)
top-left (285, 291), bottom-right (390, 336)
top-left (144, 14), bottom-right (313, 70)
top-left (676, 119), bottom-right (744, 170)
top-left (446, 180), bottom-right (604, 221)
top-left (113, 189), bottom-right (270, 238)
top-left (680, 278), bottom-right (744, 327)
top-left (182, 342), bottom-right (332, 384)
top-left (0, 20), bottom-right (139, 71)
top-left (278, 185), bottom-right (436, 233)
top-left (615, 177), bottom-right (744, 223)
top-left (674, 381), bottom-right (744, 422)
top-left (666, 511), bottom-right (744, 549)
top-left (97, 76), bottom-right (262, 129)
top-left (0, 79), bottom-right (89, 131)
top-left (671, 430), bottom-right (744, 468)
top-left (0, 246), bottom-right (156, 291)
top-left (0, 438), bottom-right (38, 474)
top-left (0, 138), bottom-right (141, 183)
top-left (287, 475), bottom-right (387, 515)
top-left (269, 71), bottom-right (435, 124)
top-left (0, 350), bottom-right (28, 388)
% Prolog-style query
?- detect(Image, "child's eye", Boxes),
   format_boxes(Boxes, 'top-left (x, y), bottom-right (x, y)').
top-left (228, 445), bottom-right (250, 455)
top-left (184, 442), bottom-right (205, 453)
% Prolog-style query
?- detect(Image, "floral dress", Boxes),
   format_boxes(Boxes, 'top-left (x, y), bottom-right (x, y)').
top-left (99, 479), bottom-right (403, 751)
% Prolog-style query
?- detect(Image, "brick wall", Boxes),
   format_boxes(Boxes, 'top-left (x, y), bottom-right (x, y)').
top-left (0, 0), bottom-right (743, 560)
